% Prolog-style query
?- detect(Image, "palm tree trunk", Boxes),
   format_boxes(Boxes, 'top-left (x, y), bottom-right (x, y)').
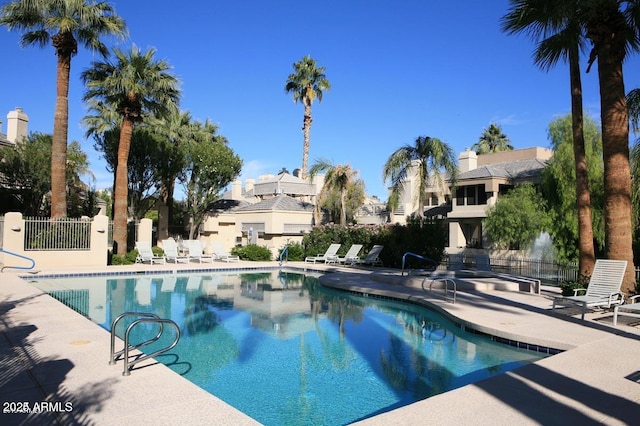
top-left (596, 41), bottom-right (636, 293)
top-left (301, 103), bottom-right (312, 180)
top-left (569, 46), bottom-right (595, 277)
top-left (340, 187), bottom-right (347, 225)
top-left (113, 117), bottom-right (135, 255)
top-left (50, 52), bottom-right (71, 218)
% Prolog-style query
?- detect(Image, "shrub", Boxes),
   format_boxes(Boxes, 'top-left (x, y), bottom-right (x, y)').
top-left (278, 242), bottom-right (304, 262)
top-left (231, 244), bottom-right (272, 261)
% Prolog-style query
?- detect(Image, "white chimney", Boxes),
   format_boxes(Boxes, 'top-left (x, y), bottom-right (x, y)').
top-left (7, 107), bottom-right (28, 143)
top-left (231, 180), bottom-right (242, 199)
top-left (458, 148), bottom-right (477, 173)
top-left (245, 178), bottom-right (255, 193)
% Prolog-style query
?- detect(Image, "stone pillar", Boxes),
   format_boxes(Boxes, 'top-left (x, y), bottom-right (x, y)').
top-left (6, 107), bottom-right (29, 144)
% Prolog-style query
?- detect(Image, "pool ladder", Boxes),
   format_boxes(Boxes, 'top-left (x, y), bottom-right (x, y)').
top-left (109, 312), bottom-right (180, 376)
top-left (422, 277), bottom-right (457, 304)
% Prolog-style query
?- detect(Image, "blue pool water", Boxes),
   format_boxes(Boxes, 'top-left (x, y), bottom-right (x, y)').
top-left (30, 269), bottom-right (548, 425)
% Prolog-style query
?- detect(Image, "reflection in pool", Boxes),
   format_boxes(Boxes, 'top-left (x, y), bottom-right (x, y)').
top-left (31, 269), bottom-right (548, 426)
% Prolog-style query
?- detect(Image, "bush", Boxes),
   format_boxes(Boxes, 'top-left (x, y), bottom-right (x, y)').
top-left (278, 242), bottom-right (304, 261)
top-left (231, 244), bottom-right (272, 261)
top-left (559, 280), bottom-right (585, 296)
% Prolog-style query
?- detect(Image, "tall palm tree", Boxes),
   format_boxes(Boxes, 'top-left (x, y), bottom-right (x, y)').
top-left (285, 56), bottom-right (330, 180)
top-left (471, 123), bottom-right (514, 154)
top-left (502, 0), bottom-right (596, 278)
top-left (383, 136), bottom-right (458, 222)
top-left (82, 46), bottom-right (180, 255)
top-left (0, 0), bottom-right (126, 218)
top-left (309, 159), bottom-right (358, 225)
top-left (626, 88), bottom-right (640, 232)
top-left (580, 0), bottom-right (640, 293)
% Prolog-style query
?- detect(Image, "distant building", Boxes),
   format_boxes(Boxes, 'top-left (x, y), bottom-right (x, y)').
top-left (0, 107), bottom-right (29, 146)
top-left (199, 170), bottom-right (321, 256)
top-left (390, 147), bottom-right (553, 252)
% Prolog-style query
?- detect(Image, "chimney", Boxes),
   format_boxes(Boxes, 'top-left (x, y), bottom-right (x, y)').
top-left (231, 180), bottom-right (242, 199)
top-left (7, 107), bottom-right (28, 143)
top-left (245, 178), bottom-right (255, 193)
top-left (458, 148), bottom-right (477, 173)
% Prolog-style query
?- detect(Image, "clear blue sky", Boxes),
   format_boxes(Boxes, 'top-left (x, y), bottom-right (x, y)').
top-left (2, 0), bottom-right (640, 201)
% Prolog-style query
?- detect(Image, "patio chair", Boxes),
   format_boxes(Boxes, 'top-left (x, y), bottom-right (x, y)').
top-left (211, 242), bottom-right (240, 263)
top-left (186, 240), bottom-right (215, 263)
top-left (552, 259), bottom-right (627, 320)
top-left (305, 243), bottom-right (341, 264)
top-left (135, 241), bottom-right (165, 265)
top-left (162, 238), bottom-right (189, 263)
top-left (475, 254), bottom-right (492, 271)
top-left (613, 295), bottom-right (640, 326)
top-left (337, 244), bottom-right (364, 265)
top-left (448, 254), bottom-right (464, 271)
top-left (352, 245), bottom-right (384, 267)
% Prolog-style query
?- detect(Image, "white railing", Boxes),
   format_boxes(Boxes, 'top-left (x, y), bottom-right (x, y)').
top-left (24, 216), bottom-right (92, 251)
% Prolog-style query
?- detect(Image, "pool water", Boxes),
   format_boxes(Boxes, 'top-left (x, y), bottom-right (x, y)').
top-left (30, 269), bottom-right (547, 425)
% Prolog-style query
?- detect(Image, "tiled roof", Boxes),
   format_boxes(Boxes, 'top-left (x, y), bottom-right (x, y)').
top-left (206, 198), bottom-right (250, 213)
top-left (236, 195), bottom-right (314, 212)
top-left (458, 159), bottom-right (548, 181)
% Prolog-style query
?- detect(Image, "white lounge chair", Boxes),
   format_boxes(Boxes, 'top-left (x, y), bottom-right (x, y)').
top-left (305, 243), bottom-right (341, 264)
top-left (475, 254), bottom-right (492, 271)
top-left (186, 240), bottom-right (215, 263)
top-left (552, 259), bottom-right (627, 320)
top-left (211, 242), bottom-right (240, 263)
top-left (352, 245), bottom-right (384, 267)
top-left (337, 244), bottom-right (363, 265)
top-left (613, 295), bottom-right (640, 326)
top-left (162, 239), bottom-right (189, 263)
top-left (135, 241), bottom-right (165, 265)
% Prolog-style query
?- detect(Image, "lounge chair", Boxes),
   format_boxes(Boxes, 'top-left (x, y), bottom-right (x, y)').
top-left (211, 242), bottom-right (240, 263)
top-left (135, 241), bottom-right (165, 265)
top-left (186, 240), bottom-right (215, 263)
top-left (162, 238), bottom-right (189, 263)
top-left (448, 254), bottom-right (464, 271)
top-left (352, 245), bottom-right (384, 267)
top-left (552, 259), bottom-right (627, 320)
top-left (613, 295), bottom-right (640, 326)
top-left (475, 254), bottom-right (492, 271)
top-left (305, 243), bottom-right (341, 264)
top-left (337, 244), bottom-right (363, 265)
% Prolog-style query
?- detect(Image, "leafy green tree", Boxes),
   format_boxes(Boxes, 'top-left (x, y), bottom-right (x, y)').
top-left (542, 115), bottom-right (605, 263)
top-left (383, 136), bottom-right (458, 222)
top-left (0, 133), bottom-right (51, 215)
top-left (0, 0), bottom-right (126, 218)
top-left (471, 124), bottom-right (513, 154)
top-left (285, 56), bottom-right (330, 180)
top-left (82, 45), bottom-right (181, 254)
top-left (580, 0), bottom-right (640, 293)
top-left (502, 0), bottom-right (596, 278)
top-left (179, 119), bottom-right (242, 239)
top-left (484, 184), bottom-right (552, 250)
top-left (309, 159), bottom-right (360, 225)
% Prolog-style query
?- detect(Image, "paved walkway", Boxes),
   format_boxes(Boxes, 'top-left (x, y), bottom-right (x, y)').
top-left (1, 262), bottom-right (639, 425)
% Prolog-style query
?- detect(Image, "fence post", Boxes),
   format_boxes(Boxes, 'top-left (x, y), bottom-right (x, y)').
top-left (1, 212), bottom-right (26, 267)
top-left (91, 214), bottom-right (109, 266)
top-left (138, 218), bottom-right (153, 245)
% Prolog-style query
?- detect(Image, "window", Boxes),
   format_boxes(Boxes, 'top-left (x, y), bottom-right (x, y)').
top-left (455, 185), bottom-right (487, 206)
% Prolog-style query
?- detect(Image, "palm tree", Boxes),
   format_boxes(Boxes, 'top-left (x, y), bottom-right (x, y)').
top-left (0, 0), bottom-right (126, 218)
top-left (383, 136), bottom-right (458, 222)
top-left (627, 88), bottom-right (640, 232)
top-left (580, 0), bottom-right (640, 293)
top-left (82, 46), bottom-right (180, 255)
top-left (471, 123), bottom-right (514, 154)
top-left (502, 0), bottom-right (596, 278)
top-left (309, 159), bottom-right (358, 225)
top-left (285, 56), bottom-right (330, 180)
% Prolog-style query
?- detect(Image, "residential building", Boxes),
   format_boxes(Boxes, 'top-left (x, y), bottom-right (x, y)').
top-left (390, 147), bottom-right (553, 252)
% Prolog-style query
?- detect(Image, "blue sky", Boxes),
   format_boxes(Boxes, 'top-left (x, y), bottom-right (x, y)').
top-left (2, 0), bottom-right (640, 201)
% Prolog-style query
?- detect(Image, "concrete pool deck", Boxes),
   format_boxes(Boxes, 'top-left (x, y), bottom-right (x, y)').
top-left (1, 261), bottom-right (639, 425)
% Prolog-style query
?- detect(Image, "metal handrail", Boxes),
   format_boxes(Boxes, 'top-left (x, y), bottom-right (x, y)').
top-left (401, 252), bottom-right (438, 276)
top-left (122, 318), bottom-right (180, 376)
top-left (109, 312), bottom-right (180, 376)
top-left (0, 248), bottom-right (36, 272)
top-left (279, 246), bottom-right (289, 266)
top-left (423, 277), bottom-right (456, 304)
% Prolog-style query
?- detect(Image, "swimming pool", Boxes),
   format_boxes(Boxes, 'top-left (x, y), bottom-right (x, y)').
top-left (30, 269), bottom-right (548, 425)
